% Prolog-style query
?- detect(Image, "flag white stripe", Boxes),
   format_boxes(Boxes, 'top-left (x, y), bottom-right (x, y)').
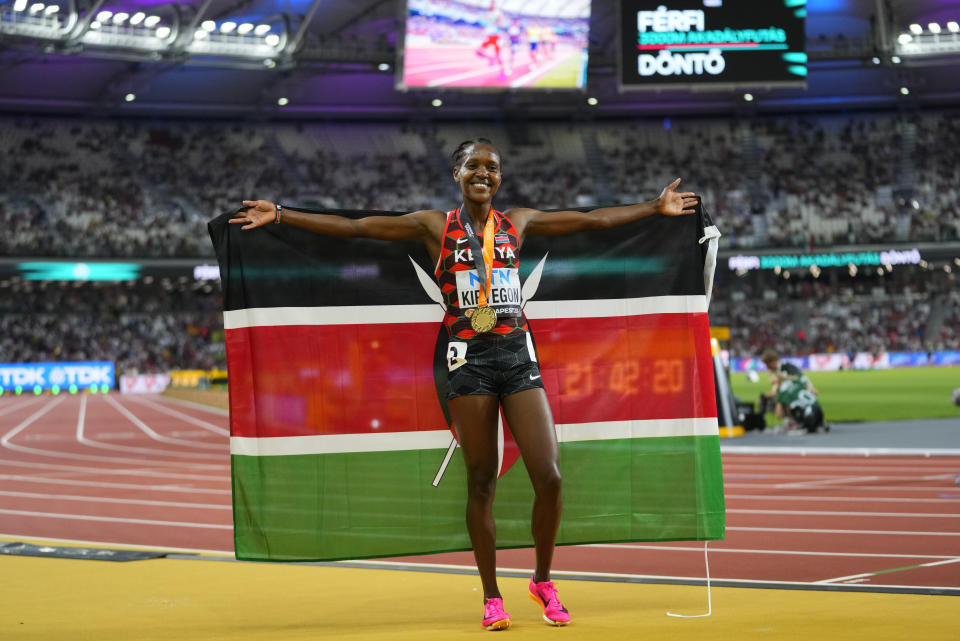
top-left (223, 295), bottom-right (707, 330)
top-left (230, 417), bottom-right (719, 456)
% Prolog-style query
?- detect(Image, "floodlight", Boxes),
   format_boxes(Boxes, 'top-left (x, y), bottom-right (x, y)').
top-left (909, 23), bottom-right (922, 34)
top-left (928, 23), bottom-right (941, 34)
top-left (431, 98), bottom-right (442, 107)
top-left (130, 12), bottom-right (145, 25)
top-left (89, 20), bottom-right (101, 29)
top-left (125, 93), bottom-right (136, 102)
top-left (948, 21), bottom-right (959, 33)
top-left (265, 33), bottom-right (280, 46)
top-left (743, 93), bottom-right (754, 102)
top-left (587, 97), bottom-right (598, 105)
top-left (871, 56), bottom-right (880, 64)
top-left (254, 24), bottom-right (271, 36)
top-left (377, 62), bottom-right (390, 71)
top-left (29, 3), bottom-right (44, 15)
top-left (220, 21), bottom-right (236, 33)
top-left (44, 4), bottom-right (59, 14)
top-left (891, 55), bottom-right (901, 63)
top-left (194, 28), bottom-right (208, 40)
top-left (900, 86), bottom-right (909, 95)
top-left (237, 23), bottom-right (254, 34)
top-left (113, 12), bottom-right (129, 24)
top-left (13, 0), bottom-right (27, 11)
top-left (96, 9), bottom-right (111, 21)
top-left (201, 20), bottom-right (216, 32)
top-left (144, 15), bottom-right (161, 27)
top-left (277, 97), bottom-right (289, 106)
top-left (898, 33), bottom-right (912, 44)
top-left (155, 26), bottom-right (171, 38)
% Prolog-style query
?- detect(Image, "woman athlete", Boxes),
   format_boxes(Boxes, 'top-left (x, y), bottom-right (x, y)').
top-left (231, 138), bottom-right (698, 631)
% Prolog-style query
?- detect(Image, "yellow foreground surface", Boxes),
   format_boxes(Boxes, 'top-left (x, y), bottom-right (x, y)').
top-left (0, 553), bottom-right (956, 641)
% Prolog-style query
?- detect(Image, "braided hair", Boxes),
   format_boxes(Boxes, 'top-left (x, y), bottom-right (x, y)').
top-left (450, 138), bottom-right (501, 170)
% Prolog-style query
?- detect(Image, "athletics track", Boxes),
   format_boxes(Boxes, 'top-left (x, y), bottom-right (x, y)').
top-left (0, 393), bottom-right (957, 596)
top-left (403, 44), bottom-right (583, 88)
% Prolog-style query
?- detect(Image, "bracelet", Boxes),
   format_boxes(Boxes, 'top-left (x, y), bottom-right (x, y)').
top-left (274, 203), bottom-right (283, 224)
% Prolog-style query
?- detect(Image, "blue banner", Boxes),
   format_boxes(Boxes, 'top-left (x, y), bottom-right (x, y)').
top-left (0, 361), bottom-right (115, 391)
top-left (930, 351), bottom-right (960, 366)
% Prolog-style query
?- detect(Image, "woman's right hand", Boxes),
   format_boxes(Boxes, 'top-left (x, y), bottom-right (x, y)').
top-left (230, 200), bottom-right (276, 229)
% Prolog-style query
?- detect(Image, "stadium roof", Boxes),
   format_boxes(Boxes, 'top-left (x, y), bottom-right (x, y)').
top-left (0, 0), bottom-right (958, 119)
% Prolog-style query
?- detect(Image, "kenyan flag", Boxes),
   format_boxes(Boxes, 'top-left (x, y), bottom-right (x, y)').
top-left (209, 208), bottom-right (725, 562)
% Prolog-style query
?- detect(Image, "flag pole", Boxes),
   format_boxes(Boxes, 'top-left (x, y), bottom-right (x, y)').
top-left (432, 437), bottom-right (458, 487)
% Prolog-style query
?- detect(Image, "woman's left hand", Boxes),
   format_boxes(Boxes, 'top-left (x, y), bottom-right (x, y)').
top-left (657, 178), bottom-right (699, 216)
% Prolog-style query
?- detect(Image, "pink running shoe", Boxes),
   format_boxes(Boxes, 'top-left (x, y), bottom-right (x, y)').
top-left (482, 597), bottom-right (511, 631)
top-left (528, 577), bottom-right (571, 626)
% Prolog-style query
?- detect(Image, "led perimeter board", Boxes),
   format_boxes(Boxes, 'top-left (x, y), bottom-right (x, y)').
top-left (399, 0), bottom-right (591, 90)
top-left (619, 1), bottom-right (807, 90)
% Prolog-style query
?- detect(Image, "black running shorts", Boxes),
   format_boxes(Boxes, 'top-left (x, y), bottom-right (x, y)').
top-left (445, 331), bottom-right (544, 400)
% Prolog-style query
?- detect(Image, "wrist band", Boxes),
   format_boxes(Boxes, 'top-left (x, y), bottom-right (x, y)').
top-left (274, 203), bottom-right (283, 224)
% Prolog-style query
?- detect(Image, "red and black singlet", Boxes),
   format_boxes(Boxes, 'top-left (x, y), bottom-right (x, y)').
top-left (435, 208), bottom-right (528, 339)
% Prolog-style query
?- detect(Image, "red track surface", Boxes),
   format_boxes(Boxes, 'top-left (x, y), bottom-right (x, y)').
top-left (403, 44), bottom-right (580, 88)
top-left (1, 394), bottom-right (958, 590)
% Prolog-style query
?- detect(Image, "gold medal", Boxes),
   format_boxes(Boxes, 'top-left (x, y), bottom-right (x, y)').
top-left (470, 305), bottom-right (497, 333)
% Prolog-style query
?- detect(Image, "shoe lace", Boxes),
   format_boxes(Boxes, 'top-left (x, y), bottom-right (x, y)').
top-left (484, 598), bottom-right (505, 617)
top-left (536, 581), bottom-right (559, 606)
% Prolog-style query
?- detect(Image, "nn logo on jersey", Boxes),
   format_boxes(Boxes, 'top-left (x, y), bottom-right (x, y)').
top-left (456, 268), bottom-right (521, 308)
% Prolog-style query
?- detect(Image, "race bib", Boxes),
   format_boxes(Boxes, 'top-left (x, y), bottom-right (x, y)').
top-left (455, 267), bottom-right (521, 316)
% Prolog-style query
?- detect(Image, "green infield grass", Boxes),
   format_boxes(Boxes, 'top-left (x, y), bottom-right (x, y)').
top-left (729, 366), bottom-right (960, 423)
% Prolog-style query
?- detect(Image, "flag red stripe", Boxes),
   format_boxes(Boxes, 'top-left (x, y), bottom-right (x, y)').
top-left (225, 313), bottom-right (716, 438)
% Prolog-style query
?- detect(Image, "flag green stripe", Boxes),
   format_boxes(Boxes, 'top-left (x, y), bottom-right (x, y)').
top-left (232, 435), bottom-right (725, 562)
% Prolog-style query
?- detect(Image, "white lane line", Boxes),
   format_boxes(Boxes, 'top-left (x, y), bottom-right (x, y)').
top-left (0, 489), bottom-right (230, 510)
top-left (584, 544), bottom-right (960, 560)
top-left (722, 446), bottom-right (960, 456)
top-left (0, 508), bottom-right (232, 529)
top-left (404, 59), bottom-right (479, 74)
top-left (425, 64), bottom-right (504, 87)
top-left (0, 474), bottom-right (231, 495)
top-left (726, 494), bottom-right (960, 504)
top-left (153, 395), bottom-right (229, 417)
top-left (103, 394), bottom-right (225, 450)
top-left (0, 397), bottom-right (65, 445)
top-left (725, 483), bottom-right (959, 493)
top-left (729, 526), bottom-right (960, 537)
top-left (76, 395), bottom-right (223, 460)
top-left (0, 397), bottom-right (43, 417)
top-left (773, 475), bottom-right (880, 487)
top-left (775, 474), bottom-right (956, 489)
top-left (336, 559), bottom-right (960, 592)
top-left (0, 533), bottom-right (233, 556)
top-left (509, 51), bottom-right (575, 88)
top-left (128, 396), bottom-right (229, 436)
top-left (0, 396), bottom-right (228, 468)
top-left (729, 509), bottom-right (959, 518)
top-left (0, 458), bottom-right (229, 479)
top-left (817, 558), bottom-right (960, 584)
top-left (724, 464), bottom-right (960, 474)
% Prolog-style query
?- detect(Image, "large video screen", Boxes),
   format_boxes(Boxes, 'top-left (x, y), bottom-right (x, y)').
top-left (619, 1), bottom-right (807, 90)
top-left (400, 0), bottom-right (591, 89)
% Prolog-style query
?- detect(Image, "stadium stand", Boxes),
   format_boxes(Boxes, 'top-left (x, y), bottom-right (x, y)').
top-left (2, 111), bottom-right (958, 258)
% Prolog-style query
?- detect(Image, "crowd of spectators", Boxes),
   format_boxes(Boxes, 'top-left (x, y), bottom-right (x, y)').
top-left (0, 280), bottom-right (224, 374)
top-left (2, 111), bottom-right (959, 258)
top-left (712, 265), bottom-right (959, 358)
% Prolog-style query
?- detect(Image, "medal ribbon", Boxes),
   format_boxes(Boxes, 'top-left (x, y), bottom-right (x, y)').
top-left (457, 206), bottom-right (496, 309)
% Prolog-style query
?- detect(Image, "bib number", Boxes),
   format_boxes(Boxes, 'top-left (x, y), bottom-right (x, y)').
top-left (447, 341), bottom-right (468, 372)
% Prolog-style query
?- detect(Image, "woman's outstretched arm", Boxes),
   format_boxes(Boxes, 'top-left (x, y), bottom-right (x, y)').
top-left (230, 199), bottom-right (445, 243)
top-left (509, 179), bottom-right (698, 239)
